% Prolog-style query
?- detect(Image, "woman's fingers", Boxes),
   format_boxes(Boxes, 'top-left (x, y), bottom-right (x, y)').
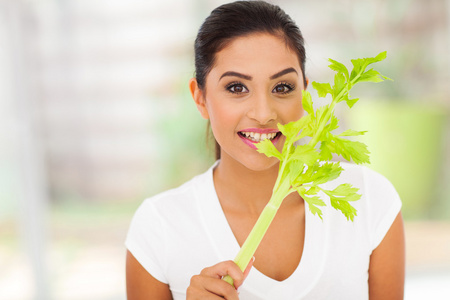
top-left (201, 260), bottom-right (242, 279)
top-left (242, 256), bottom-right (255, 282)
top-left (190, 274), bottom-right (239, 299)
top-left (187, 260), bottom-right (247, 300)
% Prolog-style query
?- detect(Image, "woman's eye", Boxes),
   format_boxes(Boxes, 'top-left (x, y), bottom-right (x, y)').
top-left (273, 83), bottom-right (295, 94)
top-left (226, 83), bottom-right (248, 94)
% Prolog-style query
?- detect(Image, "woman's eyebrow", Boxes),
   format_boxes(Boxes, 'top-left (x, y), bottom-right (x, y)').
top-left (219, 68), bottom-right (297, 81)
top-left (269, 67), bottom-right (298, 80)
top-left (219, 71), bottom-right (252, 81)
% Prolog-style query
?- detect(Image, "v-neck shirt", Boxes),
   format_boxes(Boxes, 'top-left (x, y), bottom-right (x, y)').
top-left (125, 161), bottom-right (401, 299)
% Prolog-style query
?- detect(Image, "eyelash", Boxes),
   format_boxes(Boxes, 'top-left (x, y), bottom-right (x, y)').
top-left (273, 82), bottom-right (295, 94)
top-left (224, 81), bottom-right (296, 95)
top-left (225, 81), bottom-right (248, 94)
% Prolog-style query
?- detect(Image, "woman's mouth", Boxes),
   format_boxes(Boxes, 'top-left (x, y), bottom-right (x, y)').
top-left (238, 130), bottom-right (282, 149)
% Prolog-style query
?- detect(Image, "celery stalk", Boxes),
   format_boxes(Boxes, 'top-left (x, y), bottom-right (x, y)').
top-left (222, 52), bottom-right (390, 287)
top-left (222, 172), bottom-right (291, 286)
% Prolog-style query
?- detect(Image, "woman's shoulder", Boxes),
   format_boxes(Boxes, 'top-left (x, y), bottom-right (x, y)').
top-left (337, 161), bottom-right (395, 189)
top-left (338, 162), bottom-right (401, 227)
top-left (327, 161), bottom-right (401, 218)
top-left (137, 164), bottom-right (215, 215)
top-left (337, 161), bottom-right (400, 204)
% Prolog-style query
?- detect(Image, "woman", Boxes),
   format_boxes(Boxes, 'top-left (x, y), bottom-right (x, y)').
top-left (125, 1), bottom-right (405, 299)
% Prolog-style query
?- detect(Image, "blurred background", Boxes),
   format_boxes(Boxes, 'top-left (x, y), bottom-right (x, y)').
top-left (0, 0), bottom-right (449, 299)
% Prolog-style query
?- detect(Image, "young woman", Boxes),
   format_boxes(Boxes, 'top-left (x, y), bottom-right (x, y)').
top-left (125, 1), bottom-right (405, 299)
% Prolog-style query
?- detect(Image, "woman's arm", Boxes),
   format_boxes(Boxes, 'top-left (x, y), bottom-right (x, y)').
top-left (368, 211), bottom-right (405, 299)
top-left (126, 250), bottom-right (173, 300)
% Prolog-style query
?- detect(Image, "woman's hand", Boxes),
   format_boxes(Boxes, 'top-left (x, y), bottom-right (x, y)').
top-left (186, 258), bottom-right (254, 299)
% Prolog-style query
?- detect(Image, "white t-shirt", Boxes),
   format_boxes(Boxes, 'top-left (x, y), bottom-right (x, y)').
top-left (125, 161), bottom-right (401, 299)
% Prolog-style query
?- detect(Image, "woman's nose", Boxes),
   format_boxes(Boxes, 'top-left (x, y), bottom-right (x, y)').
top-left (247, 93), bottom-right (277, 125)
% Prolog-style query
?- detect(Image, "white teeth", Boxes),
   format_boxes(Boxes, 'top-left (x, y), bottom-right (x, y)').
top-left (240, 131), bottom-right (278, 142)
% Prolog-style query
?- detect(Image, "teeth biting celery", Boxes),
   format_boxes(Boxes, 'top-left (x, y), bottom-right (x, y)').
top-left (222, 52), bottom-right (391, 287)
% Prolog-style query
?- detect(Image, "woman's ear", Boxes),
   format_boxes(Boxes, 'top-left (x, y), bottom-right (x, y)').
top-left (305, 77), bottom-right (309, 89)
top-left (189, 78), bottom-right (209, 119)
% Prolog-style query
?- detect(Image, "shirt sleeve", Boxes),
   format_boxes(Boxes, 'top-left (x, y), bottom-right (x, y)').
top-left (363, 166), bottom-right (402, 251)
top-left (125, 198), bottom-right (168, 284)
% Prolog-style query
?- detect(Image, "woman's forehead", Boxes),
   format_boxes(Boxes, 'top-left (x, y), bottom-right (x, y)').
top-left (210, 33), bottom-right (301, 78)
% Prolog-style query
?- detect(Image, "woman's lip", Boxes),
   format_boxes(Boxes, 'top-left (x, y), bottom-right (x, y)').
top-left (239, 128), bottom-right (279, 134)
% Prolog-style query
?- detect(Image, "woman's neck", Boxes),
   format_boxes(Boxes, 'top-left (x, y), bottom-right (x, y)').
top-left (212, 154), bottom-right (280, 216)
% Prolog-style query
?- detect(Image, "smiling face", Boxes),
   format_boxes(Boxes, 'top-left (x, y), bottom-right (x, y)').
top-left (190, 32), bottom-right (306, 172)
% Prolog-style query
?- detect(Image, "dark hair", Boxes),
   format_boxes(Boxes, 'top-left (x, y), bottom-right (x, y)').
top-left (194, 0), bottom-right (307, 160)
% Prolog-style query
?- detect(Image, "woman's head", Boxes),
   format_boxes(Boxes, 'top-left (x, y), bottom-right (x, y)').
top-left (194, 0), bottom-right (307, 91)
top-left (191, 0), bottom-right (307, 161)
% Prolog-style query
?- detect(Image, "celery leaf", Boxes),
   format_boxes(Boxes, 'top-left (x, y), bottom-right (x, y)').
top-left (256, 51), bottom-right (389, 221)
top-left (256, 139), bottom-right (282, 160)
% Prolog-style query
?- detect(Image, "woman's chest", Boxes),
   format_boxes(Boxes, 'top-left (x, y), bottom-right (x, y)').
top-left (226, 201), bottom-right (306, 281)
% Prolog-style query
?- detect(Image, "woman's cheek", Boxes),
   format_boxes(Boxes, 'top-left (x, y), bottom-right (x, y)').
top-left (208, 100), bottom-right (239, 139)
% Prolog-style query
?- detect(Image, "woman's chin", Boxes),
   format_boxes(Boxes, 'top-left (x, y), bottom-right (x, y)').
top-left (220, 151), bottom-right (280, 173)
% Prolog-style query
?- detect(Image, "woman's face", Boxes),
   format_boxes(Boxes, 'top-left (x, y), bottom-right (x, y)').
top-left (192, 33), bottom-right (306, 171)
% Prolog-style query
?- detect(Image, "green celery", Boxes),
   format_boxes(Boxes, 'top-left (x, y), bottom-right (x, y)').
top-left (222, 52), bottom-right (391, 287)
